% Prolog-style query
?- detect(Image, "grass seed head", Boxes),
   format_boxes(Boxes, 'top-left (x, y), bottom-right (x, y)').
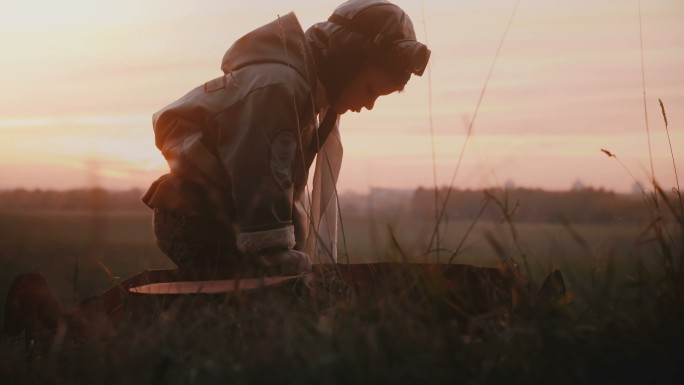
top-left (600, 148), bottom-right (615, 158)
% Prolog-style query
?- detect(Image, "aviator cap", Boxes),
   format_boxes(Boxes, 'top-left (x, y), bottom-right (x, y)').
top-left (306, 0), bottom-right (430, 99)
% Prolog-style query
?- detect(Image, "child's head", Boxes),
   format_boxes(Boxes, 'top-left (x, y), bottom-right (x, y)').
top-left (306, 0), bottom-right (430, 112)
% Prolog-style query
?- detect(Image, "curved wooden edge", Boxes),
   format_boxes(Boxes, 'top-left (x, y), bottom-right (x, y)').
top-left (64, 262), bottom-right (523, 326)
top-left (128, 274), bottom-right (310, 295)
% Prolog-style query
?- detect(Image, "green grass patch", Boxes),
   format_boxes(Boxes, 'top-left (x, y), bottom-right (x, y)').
top-left (0, 210), bottom-right (682, 384)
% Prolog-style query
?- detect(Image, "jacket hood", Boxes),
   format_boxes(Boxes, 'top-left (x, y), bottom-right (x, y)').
top-left (221, 13), bottom-right (317, 88)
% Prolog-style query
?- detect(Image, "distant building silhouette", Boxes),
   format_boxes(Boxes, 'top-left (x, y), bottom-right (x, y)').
top-left (571, 179), bottom-right (586, 191)
top-left (339, 188), bottom-right (413, 215)
top-left (504, 179), bottom-right (516, 190)
top-left (631, 181), bottom-right (645, 196)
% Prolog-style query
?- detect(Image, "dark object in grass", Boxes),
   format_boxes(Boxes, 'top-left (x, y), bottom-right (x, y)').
top-left (3, 263), bottom-right (546, 358)
top-left (537, 269), bottom-right (566, 306)
top-left (3, 273), bottom-right (63, 362)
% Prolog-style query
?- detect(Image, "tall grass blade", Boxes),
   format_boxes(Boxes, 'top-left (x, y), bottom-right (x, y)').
top-left (426, 0), bottom-right (521, 255)
top-left (638, 1), bottom-right (658, 210)
top-left (486, 190), bottom-right (531, 280)
top-left (387, 224), bottom-right (409, 263)
top-left (658, 98), bottom-right (683, 222)
top-left (448, 195), bottom-right (492, 264)
top-left (326, 155), bottom-right (351, 265)
top-left (419, 0), bottom-right (442, 259)
top-left (601, 149), bottom-right (647, 199)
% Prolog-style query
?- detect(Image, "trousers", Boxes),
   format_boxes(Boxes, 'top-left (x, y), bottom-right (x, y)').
top-left (152, 208), bottom-right (239, 269)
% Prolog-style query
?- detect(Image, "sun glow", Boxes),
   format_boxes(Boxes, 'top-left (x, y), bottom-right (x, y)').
top-left (1, 0), bottom-right (682, 192)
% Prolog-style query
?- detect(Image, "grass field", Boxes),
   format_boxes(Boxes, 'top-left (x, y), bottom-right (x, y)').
top-left (0, 209), bottom-right (656, 308)
top-left (0, 210), bottom-right (173, 309)
top-left (0, 209), bottom-right (682, 384)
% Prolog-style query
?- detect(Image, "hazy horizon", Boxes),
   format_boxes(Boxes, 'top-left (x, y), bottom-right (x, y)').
top-left (2, 0), bottom-right (682, 195)
top-left (0, 181), bottom-right (646, 195)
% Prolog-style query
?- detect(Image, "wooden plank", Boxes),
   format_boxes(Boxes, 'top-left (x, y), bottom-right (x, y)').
top-left (128, 274), bottom-right (309, 294)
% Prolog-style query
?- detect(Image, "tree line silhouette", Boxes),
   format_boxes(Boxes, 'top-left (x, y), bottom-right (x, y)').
top-left (0, 188), bottom-right (147, 211)
top-left (410, 187), bottom-right (652, 224)
top-left (0, 186), bottom-right (659, 224)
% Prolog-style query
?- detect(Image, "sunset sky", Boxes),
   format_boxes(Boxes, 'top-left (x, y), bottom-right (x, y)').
top-left (1, 0), bottom-right (682, 194)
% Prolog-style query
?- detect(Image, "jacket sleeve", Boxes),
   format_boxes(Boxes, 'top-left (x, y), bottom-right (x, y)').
top-left (219, 82), bottom-right (308, 254)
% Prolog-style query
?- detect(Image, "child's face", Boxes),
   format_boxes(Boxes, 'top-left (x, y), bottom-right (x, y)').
top-left (332, 67), bottom-right (403, 115)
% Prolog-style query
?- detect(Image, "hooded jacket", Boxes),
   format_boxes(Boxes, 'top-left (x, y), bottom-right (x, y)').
top-left (143, 13), bottom-right (337, 256)
top-left (144, 1), bottom-right (426, 261)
